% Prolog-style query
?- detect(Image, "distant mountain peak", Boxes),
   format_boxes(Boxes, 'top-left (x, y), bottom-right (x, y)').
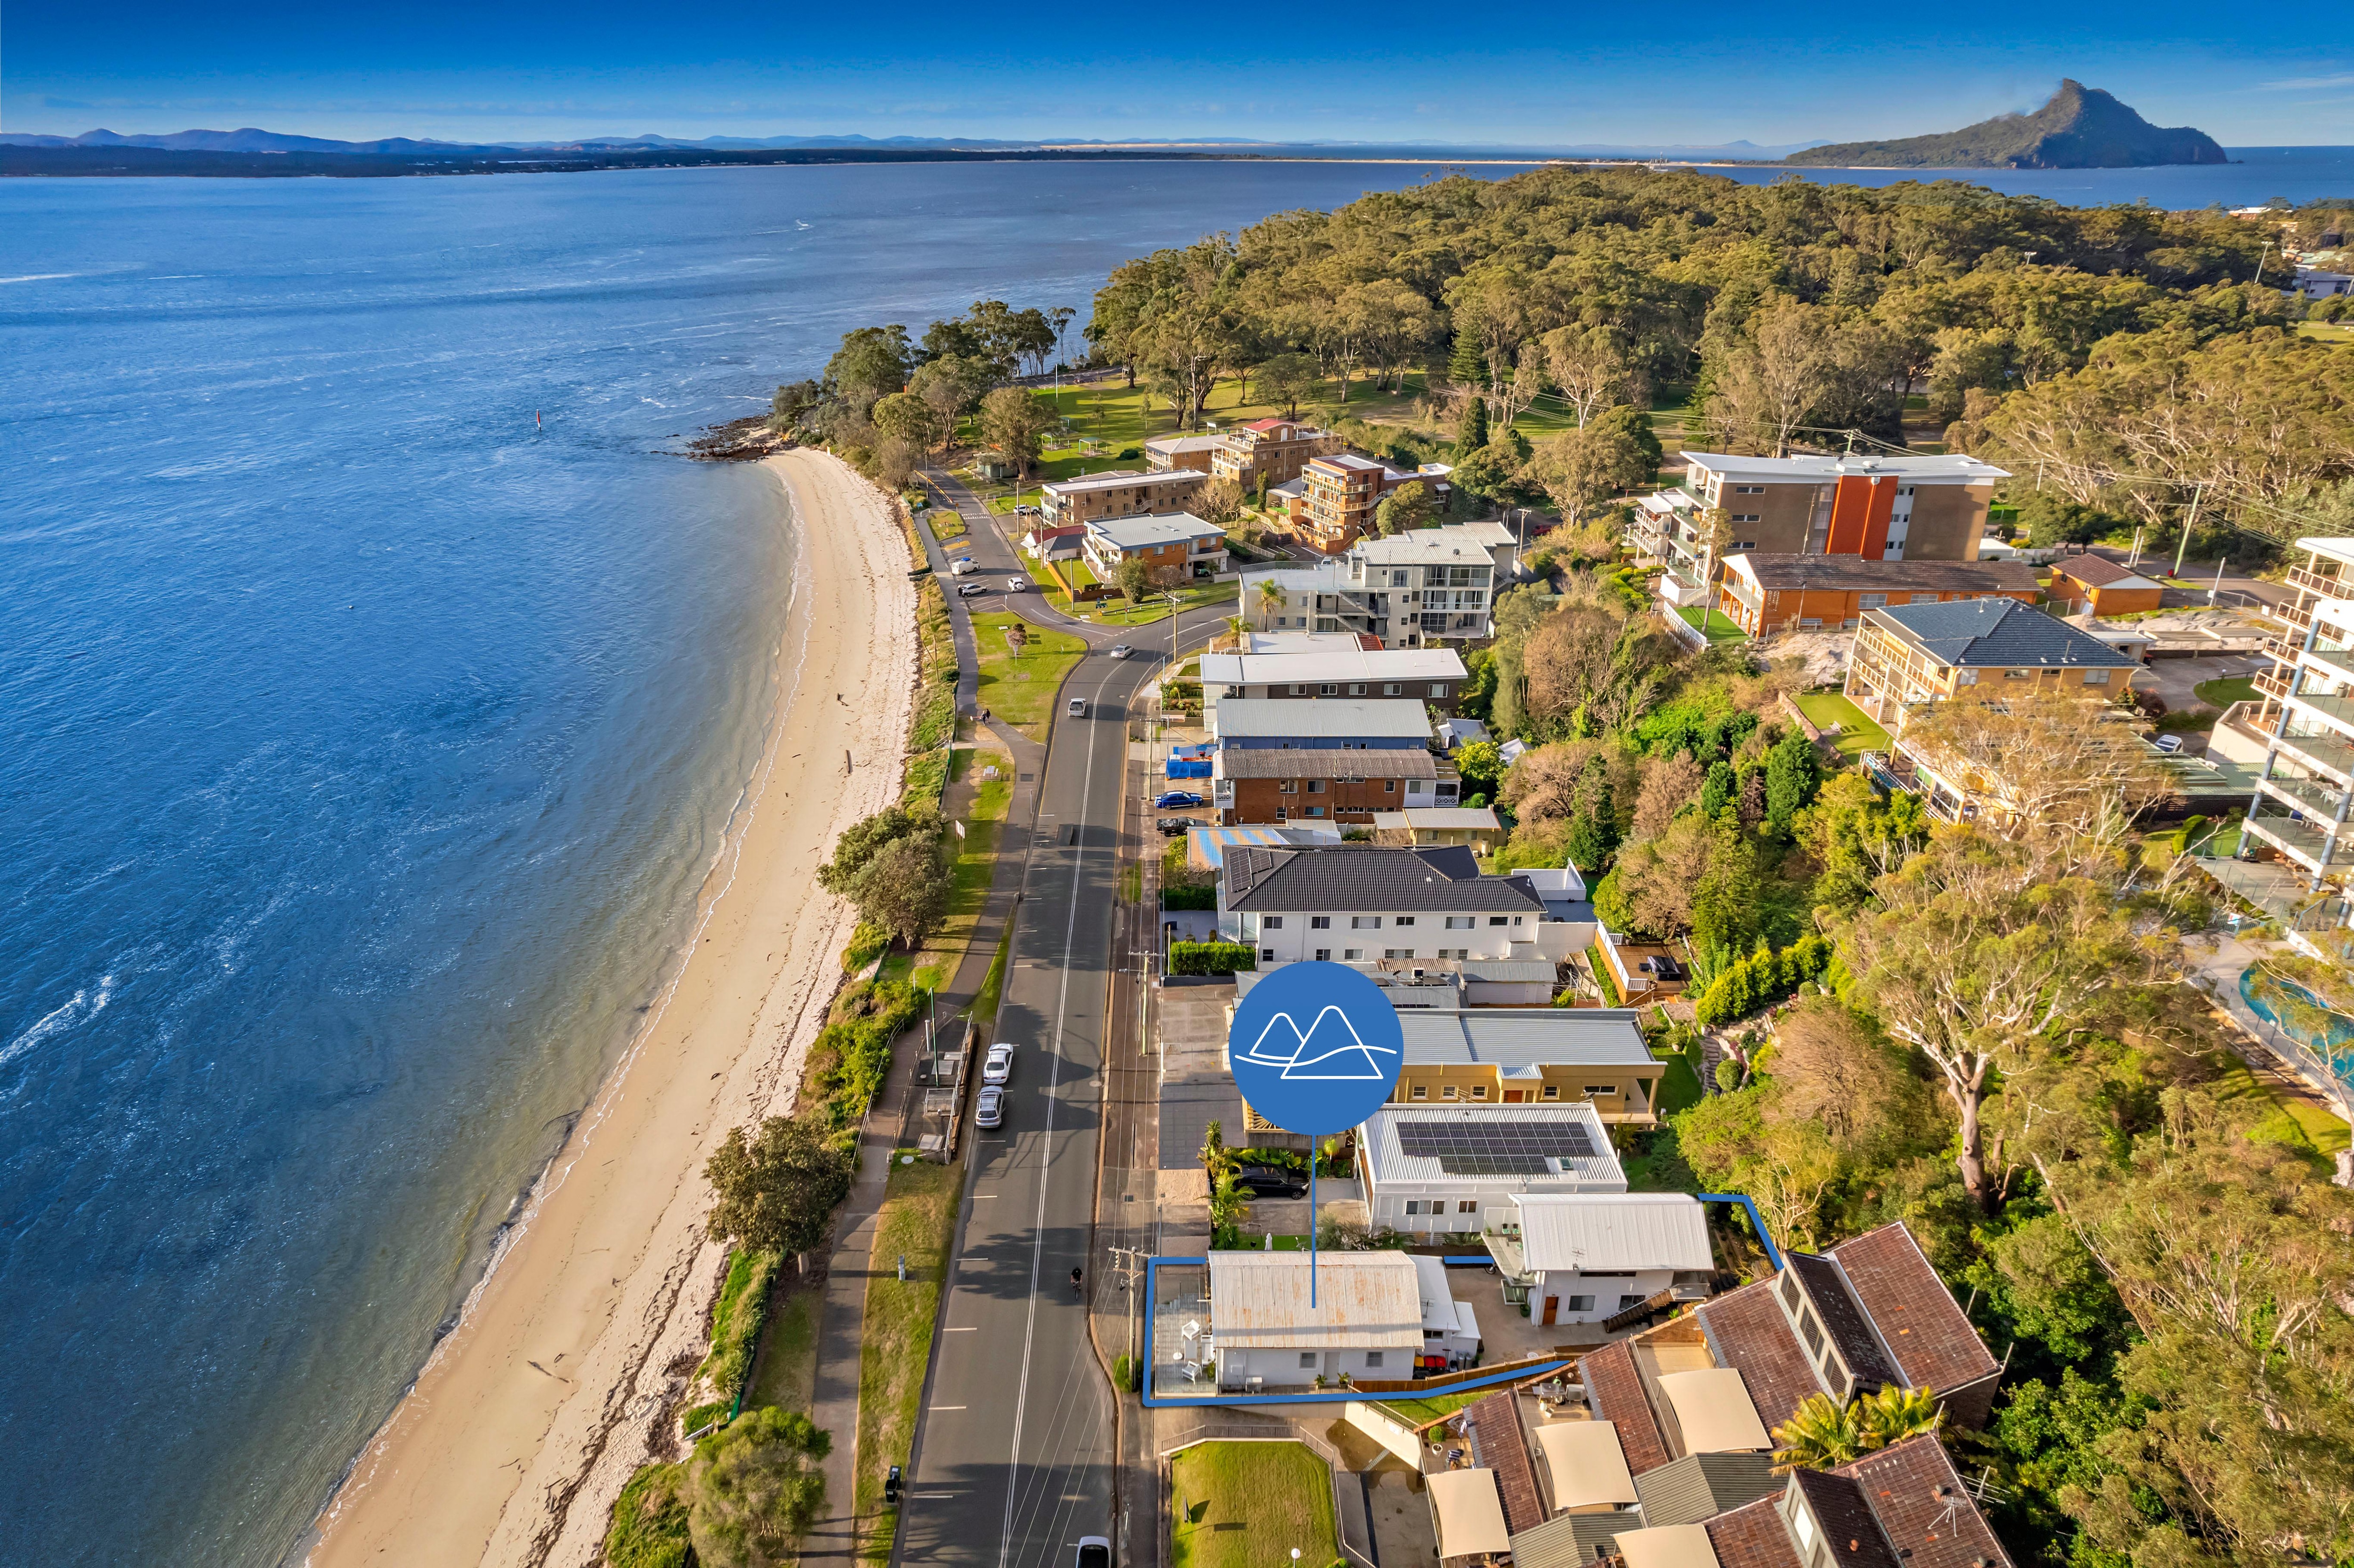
top-left (1782, 80), bottom-right (2228, 169)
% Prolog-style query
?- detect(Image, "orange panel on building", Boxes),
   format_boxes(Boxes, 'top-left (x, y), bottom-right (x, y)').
top-left (1826, 475), bottom-right (1899, 557)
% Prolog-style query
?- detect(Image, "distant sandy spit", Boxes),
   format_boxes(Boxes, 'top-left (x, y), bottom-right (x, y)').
top-left (306, 450), bottom-right (916, 1568)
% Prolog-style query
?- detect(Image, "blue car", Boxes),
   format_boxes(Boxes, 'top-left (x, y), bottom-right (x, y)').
top-left (1154, 790), bottom-right (1203, 809)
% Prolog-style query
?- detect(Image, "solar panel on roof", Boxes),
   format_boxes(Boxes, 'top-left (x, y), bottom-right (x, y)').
top-left (1396, 1120), bottom-right (1596, 1166)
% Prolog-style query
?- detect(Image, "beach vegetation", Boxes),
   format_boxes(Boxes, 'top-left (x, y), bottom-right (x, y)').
top-left (699, 1247), bottom-right (784, 1417)
top-left (705, 1114), bottom-right (855, 1264)
top-left (604, 1461), bottom-right (692, 1568)
top-left (852, 833), bottom-right (951, 949)
top-left (686, 1404), bottom-right (832, 1568)
top-left (823, 324), bottom-right (913, 423)
top-left (871, 391), bottom-right (942, 453)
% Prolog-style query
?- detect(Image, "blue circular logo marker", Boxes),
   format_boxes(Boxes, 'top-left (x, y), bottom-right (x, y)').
top-left (1225, 962), bottom-right (1404, 1136)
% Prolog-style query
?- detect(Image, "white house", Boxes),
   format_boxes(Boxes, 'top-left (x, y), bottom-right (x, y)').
top-left (1358, 1102), bottom-right (1626, 1237)
top-left (1206, 1250), bottom-right (1425, 1391)
top-left (1199, 643), bottom-right (1468, 708)
top-left (1495, 1192), bottom-right (1716, 1327)
top-left (2291, 265), bottom-right (2354, 300)
top-left (1078, 512), bottom-right (1230, 580)
top-left (1217, 844), bottom-right (1576, 965)
top-left (1413, 1253), bottom-right (1483, 1371)
top-left (1241, 521), bottom-right (1519, 644)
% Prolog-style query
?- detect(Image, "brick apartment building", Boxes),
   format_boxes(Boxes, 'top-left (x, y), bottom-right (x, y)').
top-left (1037, 467), bottom-right (1207, 527)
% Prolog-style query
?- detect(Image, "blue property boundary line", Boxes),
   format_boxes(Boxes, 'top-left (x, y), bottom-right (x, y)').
top-left (1699, 1193), bottom-right (1783, 1270)
top-left (1140, 1254), bottom-right (1570, 1409)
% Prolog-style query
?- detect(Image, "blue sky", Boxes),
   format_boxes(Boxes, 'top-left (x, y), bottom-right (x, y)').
top-left (6, 1), bottom-right (2351, 146)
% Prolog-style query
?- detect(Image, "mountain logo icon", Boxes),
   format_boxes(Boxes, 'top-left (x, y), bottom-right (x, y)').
top-left (1236, 1005), bottom-right (1400, 1081)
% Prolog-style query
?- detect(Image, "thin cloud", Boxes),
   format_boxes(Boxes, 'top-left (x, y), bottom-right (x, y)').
top-left (2259, 71), bottom-right (2354, 89)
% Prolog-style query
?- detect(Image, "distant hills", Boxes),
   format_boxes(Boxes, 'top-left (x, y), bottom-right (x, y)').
top-left (1782, 80), bottom-right (2228, 169)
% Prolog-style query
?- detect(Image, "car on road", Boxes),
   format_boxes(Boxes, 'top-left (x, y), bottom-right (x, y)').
top-left (1232, 1166), bottom-right (1309, 1199)
top-left (2153, 733), bottom-right (2185, 754)
top-left (975, 1085), bottom-right (1005, 1129)
top-left (1107, 644), bottom-right (1134, 659)
top-left (958, 581), bottom-right (990, 598)
top-left (949, 558), bottom-right (977, 576)
top-left (1154, 790), bottom-right (1203, 809)
top-left (1076, 1538), bottom-right (1112, 1568)
top-left (982, 1042), bottom-right (1014, 1085)
top-left (1015, 503), bottom-right (1040, 516)
top-left (1007, 576), bottom-right (1030, 593)
top-left (1156, 818), bottom-right (1192, 836)
top-left (1067, 697), bottom-right (1088, 718)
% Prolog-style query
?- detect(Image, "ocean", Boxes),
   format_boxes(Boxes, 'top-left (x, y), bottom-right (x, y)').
top-left (0, 147), bottom-right (2338, 1566)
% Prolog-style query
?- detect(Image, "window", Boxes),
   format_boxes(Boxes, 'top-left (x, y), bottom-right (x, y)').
top-left (1301, 1352), bottom-right (1320, 1369)
top-left (1428, 683), bottom-right (1447, 698)
top-left (1585, 1085), bottom-right (1620, 1097)
top-left (1445, 916), bottom-right (1474, 930)
top-left (1364, 1351), bottom-right (1385, 1368)
top-left (1261, 948), bottom-right (1276, 962)
top-left (1279, 780), bottom-right (1298, 793)
top-left (1541, 1085), bottom-right (1561, 1100)
top-left (2084, 670), bottom-right (2111, 685)
top-left (1394, 916), bottom-right (1415, 927)
top-left (1314, 948), bottom-right (1332, 961)
top-left (1619, 1295), bottom-right (1646, 1311)
top-left (1384, 780), bottom-right (1397, 793)
top-left (1411, 1084), bottom-right (1428, 1100)
top-left (1568, 1295), bottom-right (1596, 1313)
top-left (1857, 593), bottom-right (1885, 610)
top-left (1488, 916), bottom-right (1508, 926)
top-left (1307, 780), bottom-right (1326, 794)
top-left (1385, 948), bottom-right (1415, 959)
top-left (1383, 683), bottom-right (1402, 696)
top-left (2005, 668), bottom-right (2032, 680)
top-left (1349, 683), bottom-right (1365, 696)
top-left (1403, 1200), bottom-right (1422, 1215)
top-left (1306, 806), bottom-right (1325, 818)
top-left (1439, 947), bottom-right (1470, 960)
top-left (1343, 947), bottom-right (1363, 960)
top-left (1352, 916), bottom-right (1381, 929)
top-left (1320, 683), bottom-right (1339, 696)
top-left (1734, 483), bottom-right (1765, 495)
top-left (1459, 1200), bottom-right (1477, 1214)
top-left (1441, 1085), bottom-right (1459, 1100)
top-left (1470, 1085), bottom-right (1488, 1100)
top-left (1955, 668), bottom-right (1979, 686)
top-left (1732, 513), bottom-right (1761, 524)
top-left (1290, 683), bottom-right (1308, 695)
top-left (1263, 917), bottom-right (1283, 930)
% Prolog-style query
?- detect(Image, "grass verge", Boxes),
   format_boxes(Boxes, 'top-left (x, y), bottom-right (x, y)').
top-left (1374, 1389), bottom-right (1491, 1427)
top-left (2194, 675), bottom-right (2259, 710)
top-left (1169, 1441), bottom-right (1340, 1568)
top-left (854, 1155), bottom-right (966, 1558)
top-left (973, 611), bottom-right (1088, 740)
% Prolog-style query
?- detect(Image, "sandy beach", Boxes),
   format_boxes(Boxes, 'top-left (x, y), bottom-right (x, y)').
top-left (306, 450), bottom-right (916, 1568)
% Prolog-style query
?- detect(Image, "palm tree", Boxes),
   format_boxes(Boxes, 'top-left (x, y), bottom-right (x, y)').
top-left (1771, 1392), bottom-right (1869, 1473)
top-left (1256, 578), bottom-right (1285, 624)
top-left (1856, 1384), bottom-right (1940, 1449)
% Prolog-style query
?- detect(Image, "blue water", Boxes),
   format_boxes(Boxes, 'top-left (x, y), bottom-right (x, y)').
top-left (0, 159), bottom-right (1568, 1568)
top-left (2239, 965), bottom-right (2354, 1086)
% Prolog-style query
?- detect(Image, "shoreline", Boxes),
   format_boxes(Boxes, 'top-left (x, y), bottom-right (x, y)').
top-left (304, 449), bottom-right (917, 1567)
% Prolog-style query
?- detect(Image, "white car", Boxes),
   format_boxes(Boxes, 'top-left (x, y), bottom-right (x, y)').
top-left (949, 558), bottom-right (977, 576)
top-left (958, 582), bottom-right (990, 598)
top-left (975, 1085), bottom-right (1005, 1129)
top-left (1007, 577), bottom-right (1030, 593)
top-left (982, 1043), bottom-right (1014, 1085)
top-left (1067, 697), bottom-right (1088, 719)
top-left (1077, 1539), bottom-right (1112, 1568)
top-left (1108, 644), bottom-right (1134, 659)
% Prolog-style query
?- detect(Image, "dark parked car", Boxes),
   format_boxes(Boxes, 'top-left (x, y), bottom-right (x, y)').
top-left (1154, 790), bottom-right (1203, 809)
top-left (1232, 1166), bottom-right (1309, 1199)
top-left (1156, 818), bottom-right (1192, 836)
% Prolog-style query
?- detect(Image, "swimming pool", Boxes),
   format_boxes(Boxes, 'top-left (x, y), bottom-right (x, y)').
top-left (2239, 965), bottom-right (2354, 1088)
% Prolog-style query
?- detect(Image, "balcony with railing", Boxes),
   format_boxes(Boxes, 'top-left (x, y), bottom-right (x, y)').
top-left (2288, 686), bottom-right (2354, 735)
top-left (2288, 563), bottom-right (2353, 599)
top-left (2244, 807), bottom-right (2341, 873)
top-left (2306, 642), bottom-right (2354, 685)
top-left (2273, 724), bottom-right (2354, 782)
top-left (2259, 770), bottom-right (2350, 820)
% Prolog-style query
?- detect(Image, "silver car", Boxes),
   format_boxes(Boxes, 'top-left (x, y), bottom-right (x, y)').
top-left (982, 1043), bottom-right (1014, 1085)
top-left (975, 1085), bottom-right (1005, 1129)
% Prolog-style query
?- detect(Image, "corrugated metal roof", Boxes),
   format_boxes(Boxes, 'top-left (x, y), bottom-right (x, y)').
top-left (1369, 807), bottom-right (1502, 829)
top-left (1212, 698), bottom-right (1435, 739)
top-left (1205, 1250), bottom-right (1423, 1348)
top-left (1217, 749), bottom-right (1437, 780)
top-left (1199, 645), bottom-right (1466, 685)
top-left (1085, 511), bottom-right (1223, 549)
top-left (1398, 1008), bottom-right (1655, 1069)
top-left (1512, 1194), bottom-right (1714, 1272)
top-left (1362, 1103), bottom-right (1625, 1190)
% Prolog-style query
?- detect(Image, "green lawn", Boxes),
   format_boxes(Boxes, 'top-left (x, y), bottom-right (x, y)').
top-left (855, 1156), bottom-right (966, 1559)
top-left (2207, 1054), bottom-right (2352, 1160)
top-left (1072, 579), bottom-right (1239, 627)
top-left (1790, 692), bottom-right (1891, 758)
top-left (972, 612), bottom-right (1088, 740)
top-left (744, 1271), bottom-right (825, 1415)
top-left (1169, 1442), bottom-right (1340, 1568)
top-left (2195, 675), bottom-right (2260, 710)
top-left (1653, 1050), bottom-right (1705, 1117)
top-left (926, 509), bottom-right (967, 542)
top-left (1675, 605), bottom-right (1749, 645)
top-left (1374, 1389), bottom-right (1491, 1427)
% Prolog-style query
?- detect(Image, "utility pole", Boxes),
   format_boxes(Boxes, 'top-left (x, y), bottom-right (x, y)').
top-left (2212, 554), bottom-right (2229, 606)
top-left (2173, 485), bottom-right (2206, 579)
top-left (1107, 1246), bottom-right (1150, 1383)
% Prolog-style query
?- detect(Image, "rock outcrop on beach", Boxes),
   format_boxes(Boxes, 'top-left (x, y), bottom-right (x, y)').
top-left (685, 415), bottom-right (792, 462)
top-left (1782, 80), bottom-right (2228, 169)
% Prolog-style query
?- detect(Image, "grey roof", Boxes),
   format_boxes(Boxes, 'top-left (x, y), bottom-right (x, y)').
top-left (1399, 1008), bottom-right (1657, 1070)
top-left (1866, 597), bottom-right (2139, 669)
top-left (1362, 1102), bottom-right (1625, 1188)
top-left (1510, 1511), bottom-right (1634, 1568)
top-left (1215, 748), bottom-right (1438, 780)
top-left (1786, 1252), bottom-right (1902, 1389)
top-left (1224, 845), bottom-right (1546, 913)
top-left (1684, 449), bottom-right (2010, 485)
top-left (1085, 511), bottom-right (1225, 549)
top-left (2050, 553), bottom-right (2160, 589)
top-left (1042, 467), bottom-right (1205, 495)
top-left (1631, 1452), bottom-right (1784, 1528)
top-left (1212, 698), bottom-right (1434, 740)
top-left (1351, 525), bottom-right (1508, 565)
top-left (1199, 644), bottom-right (1467, 685)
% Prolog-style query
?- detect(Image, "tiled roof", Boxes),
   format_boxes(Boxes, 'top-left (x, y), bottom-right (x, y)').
top-left (1786, 1253), bottom-right (1903, 1389)
top-left (1215, 748), bottom-right (1437, 780)
top-left (2049, 554), bottom-right (2158, 589)
top-left (1695, 1281), bottom-right (1825, 1435)
top-left (1222, 844), bottom-right (1545, 913)
top-left (1705, 1495), bottom-right (1805, 1568)
top-left (1830, 1435), bottom-right (2015, 1568)
top-left (1792, 1470), bottom-right (1902, 1568)
top-left (1467, 1391), bottom-right (1549, 1534)
top-left (1828, 1225), bottom-right (1999, 1396)
top-left (1726, 554), bottom-right (2041, 594)
top-left (1582, 1341), bottom-right (1672, 1474)
top-left (1865, 598), bottom-right (2138, 669)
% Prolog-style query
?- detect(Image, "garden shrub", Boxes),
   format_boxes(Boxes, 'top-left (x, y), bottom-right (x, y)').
top-left (1170, 941), bottom-right (1256, 974)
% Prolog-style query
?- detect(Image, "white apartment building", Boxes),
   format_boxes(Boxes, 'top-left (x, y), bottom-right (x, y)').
top-left (1242, 521), bottom-right (1519, 645)
top-left (1357, 1102), bottom-right (1624, 1234)
top-left (1216, 844), bottom-right (1572, 965)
